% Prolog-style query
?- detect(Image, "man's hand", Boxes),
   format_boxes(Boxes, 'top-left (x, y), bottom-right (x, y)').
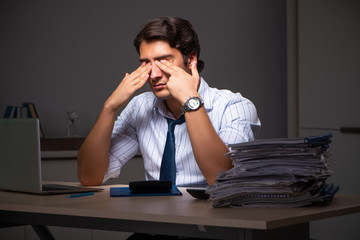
top-left (155, 58), bottom-right (232, 185)
top-left (155, 59), bottom-right (200, 105)
top-left (105, 63), bottom-right (151, 112)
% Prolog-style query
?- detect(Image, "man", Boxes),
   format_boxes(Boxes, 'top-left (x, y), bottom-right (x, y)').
top-left (77, 16), bottom-right (260, 187)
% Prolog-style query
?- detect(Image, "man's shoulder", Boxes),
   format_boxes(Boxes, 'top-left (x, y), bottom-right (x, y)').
top-left (208, 86), bottom-right (244, 103)
top-left (119, 92), bottom-right (156, 122)
top-left (131, 92), bottom-right (157, 105)
top-left (123, 92), bottom-right (157, 117)
top-left (134, 91), bottom-right (156, 99)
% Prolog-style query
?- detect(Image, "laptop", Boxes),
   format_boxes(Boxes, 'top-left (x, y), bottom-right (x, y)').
top-left (0, 118), bottom-right (103, 194)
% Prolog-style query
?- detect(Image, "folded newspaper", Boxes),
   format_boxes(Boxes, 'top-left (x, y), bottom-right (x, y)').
top-left (206, 133), bottom-right (339, 208)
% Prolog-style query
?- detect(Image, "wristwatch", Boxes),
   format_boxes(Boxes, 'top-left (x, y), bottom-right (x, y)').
top-left (181, 96), bottom-right (204, 113)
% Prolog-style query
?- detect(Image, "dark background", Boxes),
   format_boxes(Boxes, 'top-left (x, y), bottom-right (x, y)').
top-left (0, 0), bottom-right (287, 138)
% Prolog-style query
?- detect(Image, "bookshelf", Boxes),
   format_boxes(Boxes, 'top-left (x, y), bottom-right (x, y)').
top-left (40, 137), bottom-right (85, 151)
top-left (3, 103), bottom-right (85, 155)
top-left (40, 137), bottom-right (85, 159)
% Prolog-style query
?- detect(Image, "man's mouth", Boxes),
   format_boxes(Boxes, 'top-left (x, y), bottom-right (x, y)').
top-left (153, 83), bottom-right (166, 90)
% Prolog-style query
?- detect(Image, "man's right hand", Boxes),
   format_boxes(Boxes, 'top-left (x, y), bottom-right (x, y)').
top-left (105, 62), bottom-right (151, 112)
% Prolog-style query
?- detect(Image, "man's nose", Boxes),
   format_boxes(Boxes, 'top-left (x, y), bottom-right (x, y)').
top-left (150, 62), bottom-right (163, 80)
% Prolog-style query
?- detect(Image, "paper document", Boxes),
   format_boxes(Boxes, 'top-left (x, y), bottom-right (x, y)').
top-left (207, 133), bottom-right (339, 208)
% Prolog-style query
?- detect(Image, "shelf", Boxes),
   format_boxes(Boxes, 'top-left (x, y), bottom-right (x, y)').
top-left (40, 137), bottom-right (85, 151)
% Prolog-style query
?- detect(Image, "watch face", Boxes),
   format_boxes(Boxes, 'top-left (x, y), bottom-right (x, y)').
top-left (188, 98), bottom-right (200, 109)
top-left (182, 97), bottom-right (203, 113)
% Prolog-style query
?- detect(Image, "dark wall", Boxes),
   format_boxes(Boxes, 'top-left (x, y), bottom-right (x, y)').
top-left (0, 0), bottom-right (287, 138)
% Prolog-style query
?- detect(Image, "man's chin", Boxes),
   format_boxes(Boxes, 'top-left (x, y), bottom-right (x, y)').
top-left (152, 90), bottom-right (171, 100)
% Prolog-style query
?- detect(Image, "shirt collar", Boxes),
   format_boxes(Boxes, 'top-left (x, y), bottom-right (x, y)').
top-left (154, 97), bottom-right (169, 118)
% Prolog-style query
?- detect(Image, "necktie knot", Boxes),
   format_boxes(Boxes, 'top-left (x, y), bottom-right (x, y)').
top-left (166, 114), bottom-right (185, 132)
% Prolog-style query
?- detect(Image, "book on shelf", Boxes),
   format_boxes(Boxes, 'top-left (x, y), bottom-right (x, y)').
top-left (3, 106), bottom-right (16, 118)
top-left (3, 105), bottom-right (28, 118)
top-left (3, 102), bottom-right (45, 138)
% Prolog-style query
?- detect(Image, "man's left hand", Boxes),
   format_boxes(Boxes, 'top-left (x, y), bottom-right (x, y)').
top-left (155, 59), bottom-right (200, 105)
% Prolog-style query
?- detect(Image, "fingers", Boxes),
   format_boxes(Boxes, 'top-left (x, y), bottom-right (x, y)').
top-left (154, 60), bottom-right (177, 75)
top-left (108, 63), bottom-right (151, 111)
top-left (155, 59), bottom-right (200, 89)
top-left (135, 62), bottom-right (151, 77)
top-left (155, 59), bottom-right (199, 79)
top-left (126, 62), bottom-right (151, 84)
top-left (190, 59), bottom-right (199, 79)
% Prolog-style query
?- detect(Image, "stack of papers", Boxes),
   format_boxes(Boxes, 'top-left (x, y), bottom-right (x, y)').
top-left (206, 133), bottom-right (339, 208)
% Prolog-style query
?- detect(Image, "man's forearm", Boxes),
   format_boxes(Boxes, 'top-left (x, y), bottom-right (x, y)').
top-left (77, 63), bottom-right (150, 185)
top-left (77, 105), bottom-right (117, 185)
top-left (185, 107), bottom-right (232, 185)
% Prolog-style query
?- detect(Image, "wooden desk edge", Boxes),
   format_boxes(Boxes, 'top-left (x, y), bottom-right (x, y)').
top-left (1, 182), bottom-right (360, 231)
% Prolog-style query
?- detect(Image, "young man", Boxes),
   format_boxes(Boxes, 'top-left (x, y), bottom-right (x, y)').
top-left (77, 17), bottom-right (260, 187)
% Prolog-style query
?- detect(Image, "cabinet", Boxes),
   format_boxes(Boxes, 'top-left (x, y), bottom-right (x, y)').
top-left (298, 0), bottom-right (360, 195)
top-left (298, 1), bottom-right (360, 239)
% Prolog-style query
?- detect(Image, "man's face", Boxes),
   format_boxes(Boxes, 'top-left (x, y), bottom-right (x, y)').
top-left (139, 40), bottom-right (190, 100)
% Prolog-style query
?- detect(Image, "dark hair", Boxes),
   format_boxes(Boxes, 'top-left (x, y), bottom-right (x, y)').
top-left (134, 16), bottom-right (205, 73)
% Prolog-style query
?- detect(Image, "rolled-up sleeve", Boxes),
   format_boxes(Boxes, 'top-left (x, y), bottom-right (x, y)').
top-left (218, 93), bottom-right (261, 145)
top-left (103, 100), bottom-right (140, 183)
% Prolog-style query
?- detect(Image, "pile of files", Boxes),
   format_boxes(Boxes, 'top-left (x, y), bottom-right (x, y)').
top-left (206, 133), bottom-right (339, 208)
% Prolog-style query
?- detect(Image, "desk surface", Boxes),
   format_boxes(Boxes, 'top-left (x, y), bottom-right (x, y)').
top-left (1, 182), bottom-right (360, 232)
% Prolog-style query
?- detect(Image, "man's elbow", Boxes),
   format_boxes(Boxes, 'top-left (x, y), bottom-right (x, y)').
top-left (78, 172), bottom-right (104, 186)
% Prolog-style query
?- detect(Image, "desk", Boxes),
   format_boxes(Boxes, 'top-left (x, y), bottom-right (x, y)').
top-left (1, 182), bottom-right (360, 240)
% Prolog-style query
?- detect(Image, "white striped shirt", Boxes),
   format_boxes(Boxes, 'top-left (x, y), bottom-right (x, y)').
top-left (104, 78), bottom-right (261, 187)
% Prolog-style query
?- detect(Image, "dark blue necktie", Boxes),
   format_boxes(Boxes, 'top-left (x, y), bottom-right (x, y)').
top-left (159, 114), bottom-right (185, 185)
